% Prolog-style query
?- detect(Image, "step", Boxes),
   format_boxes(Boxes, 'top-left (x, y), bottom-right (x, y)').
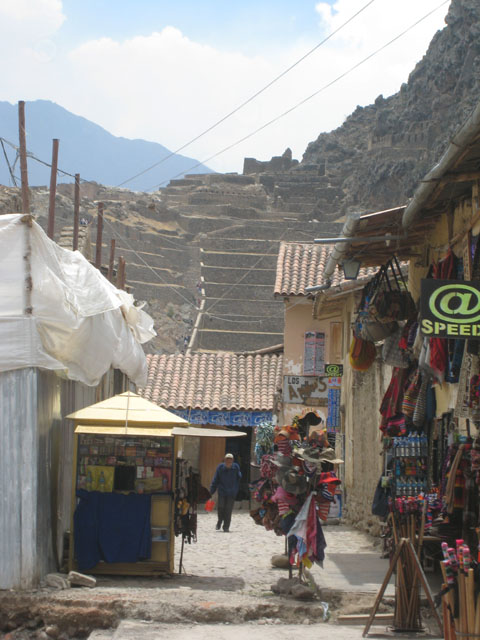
top-left (196, 329), bottom-right (283, 352)
top-left (200, 251), bottom-right (278, 269)
top-left (203, 298), bottom-right (283, 316)
top-left (203, 282), bottom-right (275, 301)
top-left (201, 265), bottom-right (276, 286)
top-left (200, 314), bottom-right (283, 333)
top-left (199, 237), bottom-right (281, 252)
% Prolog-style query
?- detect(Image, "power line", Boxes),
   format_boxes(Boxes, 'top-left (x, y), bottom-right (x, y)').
top-left (146, 0), bottom-right (450, 192)
top-left (115, 0), bottom-right (378, 189)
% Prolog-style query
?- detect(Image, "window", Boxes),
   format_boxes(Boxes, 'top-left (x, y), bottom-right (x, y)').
top-left (303, 331), bottom-right (325, 375)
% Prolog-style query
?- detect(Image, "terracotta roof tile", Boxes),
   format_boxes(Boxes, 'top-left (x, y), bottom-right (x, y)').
top-left (274, 241), bottom-right (377, 296)
top-left (140, 352), bottom-right (283, 413)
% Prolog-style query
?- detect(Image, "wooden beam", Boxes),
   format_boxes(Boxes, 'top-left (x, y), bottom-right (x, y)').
top-left (73, 173), bottom-right (80, 251)
top-left (47, 138), bottom-right (59, 240)
top-left (95, 202), bottom-right (104, 268)
top-left (18, 101), bottom-right (30, 214)
top-left (440, 171), bottom-right (480, 185)
top-left (107, 238), bottom-right (116, 281)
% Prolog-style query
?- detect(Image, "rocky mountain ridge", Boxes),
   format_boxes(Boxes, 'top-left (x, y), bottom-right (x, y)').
top-left (302, 0), bottom-right (480, 218)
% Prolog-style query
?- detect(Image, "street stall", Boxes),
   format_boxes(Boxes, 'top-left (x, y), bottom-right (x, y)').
top-left (67, 392), bottom-right (245, 576)
top-left (348, 245), bottom-right (480, 637)
top-left (250, 417), bottom-right (343, 576)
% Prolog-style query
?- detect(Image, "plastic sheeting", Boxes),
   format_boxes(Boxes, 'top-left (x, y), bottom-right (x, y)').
top-left (0, 214), bottom-right (155, 386)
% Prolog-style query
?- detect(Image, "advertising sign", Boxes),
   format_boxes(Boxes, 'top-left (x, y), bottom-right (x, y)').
top-left (283, 375), bottom-right (342, 406)
top-left (421, 279), bottom-right (480, 339)
top-left (324, 364), bottom-right (343, 377)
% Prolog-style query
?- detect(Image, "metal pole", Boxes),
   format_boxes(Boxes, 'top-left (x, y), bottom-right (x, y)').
top-left (18, 101), bottom-right (30, 214)
top-left (107, 238), bottom-right (116, 281)
top-left (95, 202), bottom-right (104, 268)
top-left (73, 173), bottom-right (80, 251)
top-left (116, 256), bottom-right (126, 289)
top-left (47, 138), bottom-right (59, 239)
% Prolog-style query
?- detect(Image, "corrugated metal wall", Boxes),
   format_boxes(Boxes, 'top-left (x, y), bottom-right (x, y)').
top-left (0, 367), bottom-right (126, 589)
top-left (0, 368), bottom-right (38, 588)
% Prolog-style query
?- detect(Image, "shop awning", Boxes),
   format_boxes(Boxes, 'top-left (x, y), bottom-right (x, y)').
top-left (172, 426), bottom-right (246, 438)
top-left (67, 392), bottom-right (188, 427)
top-left (74, 425), bottom-right (174, 438)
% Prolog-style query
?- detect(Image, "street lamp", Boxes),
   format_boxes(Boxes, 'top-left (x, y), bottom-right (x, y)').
top-left (342, 258), bottom-right (361, 280)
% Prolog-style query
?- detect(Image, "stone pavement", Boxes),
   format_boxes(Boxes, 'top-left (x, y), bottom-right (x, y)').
top-left (2, 512), bottom-right (406, 639)
top-left (176, 511), bottom-right (394, 597)
top-left (89, 620), bottom-right (442, 640)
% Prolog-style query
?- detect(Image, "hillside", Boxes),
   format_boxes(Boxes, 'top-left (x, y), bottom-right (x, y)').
top-left (0, 100), bottom-right (212, 191)
top-left (301, 0), bottom-right (480, 219)
top-left (1, 0), bottom-right (479, 355)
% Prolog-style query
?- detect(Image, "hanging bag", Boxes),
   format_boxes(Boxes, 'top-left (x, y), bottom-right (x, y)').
top-left (349, 333), bottom-right (376, 371)
top-left (376, 257), bottom-right (416, 322)
top-left (356, 268), bottom-right (398, 342)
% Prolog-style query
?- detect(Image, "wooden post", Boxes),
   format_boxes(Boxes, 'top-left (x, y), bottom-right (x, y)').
top-left (47, 138), bottom-right (59, 239)
top-left (18, 101), bottom-right (30, 214)
top-left (73, 173), bottom-right (80, 251)
top-left (116, 256), bottom-right (126, 290)
top-left (95, 202), bottom-right (104, 268)
top-left (107, 239), bottom-right (116, 281)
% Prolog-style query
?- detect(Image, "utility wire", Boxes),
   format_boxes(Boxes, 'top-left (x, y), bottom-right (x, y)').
top-left (0, 139), bottom-right (17, 186)
top-left (146, 0), bottom-right (450, 192)
top-left (115, 0), bottom-right (378, 188)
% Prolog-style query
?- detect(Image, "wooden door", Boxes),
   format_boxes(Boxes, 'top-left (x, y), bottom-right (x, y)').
top-left (199, 436), bottom-right (226, 491)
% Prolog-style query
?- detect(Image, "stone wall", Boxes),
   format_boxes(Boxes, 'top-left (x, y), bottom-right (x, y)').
top-left (342, 355), bottom-right (390, 537)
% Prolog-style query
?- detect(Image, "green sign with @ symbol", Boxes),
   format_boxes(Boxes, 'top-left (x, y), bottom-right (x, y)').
top-left (420, 279), bottom-right (480, 339)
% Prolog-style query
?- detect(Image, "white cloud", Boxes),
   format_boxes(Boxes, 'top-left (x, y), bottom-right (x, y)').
top-left (0, 0), bottom-right (449, 185)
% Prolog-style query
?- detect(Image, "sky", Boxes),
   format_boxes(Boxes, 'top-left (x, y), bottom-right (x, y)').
top-left (0, 0), bottom-right (451, 190)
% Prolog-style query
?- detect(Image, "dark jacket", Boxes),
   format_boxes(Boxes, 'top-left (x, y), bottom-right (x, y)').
top-left (210, 462), bottom-right (242, 498)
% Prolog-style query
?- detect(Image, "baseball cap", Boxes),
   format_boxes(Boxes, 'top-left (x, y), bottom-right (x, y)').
top-left (225, 453), bottom-right (234, 459)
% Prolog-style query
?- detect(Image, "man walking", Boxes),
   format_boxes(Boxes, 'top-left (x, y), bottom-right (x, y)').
top-left (209, 453), bottom-right (241, 532)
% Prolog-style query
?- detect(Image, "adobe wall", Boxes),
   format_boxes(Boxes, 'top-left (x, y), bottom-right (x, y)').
top-left (342, 358), bottom-right (390, 537)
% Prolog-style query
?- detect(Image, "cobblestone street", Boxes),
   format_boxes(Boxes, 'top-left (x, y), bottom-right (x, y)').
top-left (173, 511), bottom-right (393, 597)
top-left (1, 511), bottom-right (443, 639)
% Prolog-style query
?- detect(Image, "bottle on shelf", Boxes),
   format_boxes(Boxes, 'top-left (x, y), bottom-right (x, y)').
top-left (99, 471), bottom-right (106, 492)
top-left (86, 470), bottom-right (93, 491)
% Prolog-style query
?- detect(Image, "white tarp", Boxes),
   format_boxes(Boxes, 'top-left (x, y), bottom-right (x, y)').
top-left (0, 214), bottom-right (155, 386)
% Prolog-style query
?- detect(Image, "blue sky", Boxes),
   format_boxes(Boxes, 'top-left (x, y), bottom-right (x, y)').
top-left (0, 0), bottom-right (450, 184)
top-left (59, 0), bottom-right (336, 54)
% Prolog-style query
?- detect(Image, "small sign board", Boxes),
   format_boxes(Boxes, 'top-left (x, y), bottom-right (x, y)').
top-left (283, 375), bottom-right (342, 405)
top-left (324, 364), bottom-right (343, 377)
top-left (420, 279), bottom-right (480, 339)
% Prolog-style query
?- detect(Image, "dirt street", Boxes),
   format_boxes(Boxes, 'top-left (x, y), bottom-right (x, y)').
top-left (90, 620), bottom-right (442, 640)
top-left (1, 512), bottom-right (414, 639)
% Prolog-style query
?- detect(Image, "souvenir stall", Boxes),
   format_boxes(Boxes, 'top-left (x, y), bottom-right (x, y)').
top-left (351, 250), bottom-right (480, 638)
top-left (250, 417), bottom-right (343, 575)
top-left (68, 392), bottom-right (244, 576)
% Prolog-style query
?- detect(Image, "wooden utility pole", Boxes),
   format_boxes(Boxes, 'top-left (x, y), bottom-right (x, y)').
top-left (116, 256), bottom-right (126, 290)
top-left (95, 202), bottom-right (104, 268)
top-left (47, 138), bottom-right (59, 239)
top-left (73, 173), bottom-right (80, 251)
top-left (107, 238), bottom-right (116, 281)
top-left (18, 101), bottom-right (30, 214)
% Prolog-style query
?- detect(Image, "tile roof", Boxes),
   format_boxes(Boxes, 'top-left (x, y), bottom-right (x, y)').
top-left (274, 241), bottom-right (376, 297)
top-left (140, 352), bottom-right (283, 412)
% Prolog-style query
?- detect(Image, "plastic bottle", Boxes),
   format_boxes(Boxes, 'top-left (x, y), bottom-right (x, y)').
top-left (99, 471), bottom-right (106, 492)
top-left (86, 470), bottom-right (93, 491)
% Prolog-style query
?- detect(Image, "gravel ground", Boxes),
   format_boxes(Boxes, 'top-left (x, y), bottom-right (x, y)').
top-left (1, 512), bottom-right (404, 639)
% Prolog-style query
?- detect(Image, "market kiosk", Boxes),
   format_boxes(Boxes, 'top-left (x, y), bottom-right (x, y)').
top-left (67, 392), bottom-right (246, 576)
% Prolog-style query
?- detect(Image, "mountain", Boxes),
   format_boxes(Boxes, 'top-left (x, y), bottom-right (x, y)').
top-left (0, 100), bottom-right (212, 191)
top-left (301, 0), bottom-right (480, 219)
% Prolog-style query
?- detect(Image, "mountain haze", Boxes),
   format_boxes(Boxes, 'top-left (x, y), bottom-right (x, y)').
top-left (0, 100), bottom-right (212, 191)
